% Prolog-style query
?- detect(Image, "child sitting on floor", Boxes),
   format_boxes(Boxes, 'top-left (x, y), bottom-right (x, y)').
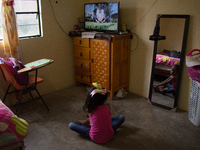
top-left (153, 64), bottom-right (179, 96)
top-left (69, 83), bottom-right (125, 144)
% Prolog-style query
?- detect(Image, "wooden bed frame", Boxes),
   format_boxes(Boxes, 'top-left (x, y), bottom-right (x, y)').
top-left (155, 63), bottom-right (172, 77)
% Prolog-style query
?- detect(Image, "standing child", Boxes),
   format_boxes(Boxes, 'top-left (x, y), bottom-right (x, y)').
top-left (69, 83), bottom-right (125, 144)
top-left (153, 64), bottom-right (179, 96)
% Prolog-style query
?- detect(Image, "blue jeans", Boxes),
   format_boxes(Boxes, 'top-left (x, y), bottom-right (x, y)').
top-left (69, 115), bottom-right (125, 140)
top-left (163, 83), bottom-right (176, 96)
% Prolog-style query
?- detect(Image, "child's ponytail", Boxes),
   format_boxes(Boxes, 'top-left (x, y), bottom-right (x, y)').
top-left (83, 83), bottom-right (108, 113)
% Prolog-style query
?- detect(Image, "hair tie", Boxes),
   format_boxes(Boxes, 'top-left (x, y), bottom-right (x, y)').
top-left (90, 82), bottom-right (107, 97)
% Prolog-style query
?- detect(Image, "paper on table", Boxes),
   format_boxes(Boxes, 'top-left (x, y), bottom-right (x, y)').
top-left (81, 32), bottom-right (103, 38)
top-left (17, 59), bottom-right (53, 74)
top-left (25, 59), bottom-right (51, 68)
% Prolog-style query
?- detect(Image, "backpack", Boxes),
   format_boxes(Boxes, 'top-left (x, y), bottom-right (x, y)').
top-left (0, 57), bottom-right (28, 85)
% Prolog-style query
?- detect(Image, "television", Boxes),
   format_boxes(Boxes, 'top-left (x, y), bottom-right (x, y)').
top-left (84, 1), bottom-right (120, 33)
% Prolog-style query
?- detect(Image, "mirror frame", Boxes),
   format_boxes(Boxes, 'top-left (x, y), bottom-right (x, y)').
top-left (148, 14), bottom-right (190, 110)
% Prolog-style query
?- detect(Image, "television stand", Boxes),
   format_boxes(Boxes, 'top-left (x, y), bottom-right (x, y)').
top-left (105, 31), bottom-right (119, 35)
top-left (105, 31), bottom-right (130, 35)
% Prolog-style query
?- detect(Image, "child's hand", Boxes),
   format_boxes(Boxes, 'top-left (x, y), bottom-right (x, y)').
top-left (77, 118), bottom-right (90, 127)
top-left (154, 86), bottom-right (160, 92)
top-left (85, 112), bottom-right (91, 117)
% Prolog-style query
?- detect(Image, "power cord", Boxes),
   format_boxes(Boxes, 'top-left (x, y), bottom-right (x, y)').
top-left (49, 0), bottom-right (69, 36)
top-left (123, 32), bottom-right (138, 53)
top-left (130, 33), bottom-right (138, 53)
top-left (124, 0), bottom-right (158, 53)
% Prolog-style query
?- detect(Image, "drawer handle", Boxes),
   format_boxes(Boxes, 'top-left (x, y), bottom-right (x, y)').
top-left (80, 52), bottom-right (83, 56)
top-left (79, 40), bottom-right (82, 44)
top-left (81, 75), bottom-right (83, 79)
top-left (81, 63), bottom-right (83, 67)
top-left (91, 59), bottom-right (93, 63)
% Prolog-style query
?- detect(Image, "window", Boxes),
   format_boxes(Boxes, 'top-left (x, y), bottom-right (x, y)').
top-left (0, 0), bottom-right (42, 39)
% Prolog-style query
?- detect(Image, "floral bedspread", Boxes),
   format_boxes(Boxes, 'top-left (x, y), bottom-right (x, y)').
top-left (156, 54), bottom-right (180, 66)
top-left (0, 101), bottom-right (28, 149)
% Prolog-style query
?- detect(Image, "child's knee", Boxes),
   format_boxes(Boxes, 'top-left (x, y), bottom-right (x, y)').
top-left (119, 115), bottom-right (125, 123)
top-left (69, 122), bottom-right (75, 130)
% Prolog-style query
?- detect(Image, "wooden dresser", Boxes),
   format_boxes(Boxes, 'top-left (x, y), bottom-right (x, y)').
top-left (73, 34), bottom-right (131, 100)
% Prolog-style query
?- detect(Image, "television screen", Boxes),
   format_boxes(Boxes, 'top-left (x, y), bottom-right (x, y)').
top-left (84, 2), bottom-right (119, 33)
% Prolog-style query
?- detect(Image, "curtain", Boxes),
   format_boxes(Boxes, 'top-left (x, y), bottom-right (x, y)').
top-left (1, 0), bottom-right (21, 60)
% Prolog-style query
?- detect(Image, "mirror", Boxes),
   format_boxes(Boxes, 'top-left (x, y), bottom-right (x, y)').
top-left (149, 15), bottom-right (190, 111)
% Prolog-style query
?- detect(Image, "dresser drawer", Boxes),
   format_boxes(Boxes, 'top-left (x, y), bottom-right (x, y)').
top-left (75, 72), bottom-right (91, 83)
top-left (73, 37), bottom-right (89, 48)
top-left (75, 60), bottom-right (90, 71)
top-left (74, 47), bottom-right (90, 60)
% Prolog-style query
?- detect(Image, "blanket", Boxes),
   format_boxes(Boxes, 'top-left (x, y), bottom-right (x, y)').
top-left (156, 54), bottom-right (180, 66)
top-left (0, 100), bottom-right (28, 149)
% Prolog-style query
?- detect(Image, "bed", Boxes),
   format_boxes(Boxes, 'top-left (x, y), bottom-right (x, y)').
top-left (155, 52), bottom-right (180, 77)
top-left (0, 100), bottom-right (28, 150)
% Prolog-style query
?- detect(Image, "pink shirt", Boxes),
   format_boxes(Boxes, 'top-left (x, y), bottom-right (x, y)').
top-left (89, 104), bottom-right (114, 143)
top-left (170, 75), bottom-right (177, 89)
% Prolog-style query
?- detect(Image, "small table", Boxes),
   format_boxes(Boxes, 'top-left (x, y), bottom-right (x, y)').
top-left (18, 58), bottom-right (54, 74)
top-left (18, 58), bottom-right (54, 86)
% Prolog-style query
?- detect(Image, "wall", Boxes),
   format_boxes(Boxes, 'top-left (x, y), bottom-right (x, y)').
top-left (124, 0), bottom-right (200, 111)
top-left (0, 0), bottom-right (199, 111)
top-left (122, 0), bottom-right (200, 111)
top-left (90, 0), bottom-right (200, 111)
top-left (0, 0), bottom-right (87, 105)
top-left (158, 18), bottom-right (185, 53)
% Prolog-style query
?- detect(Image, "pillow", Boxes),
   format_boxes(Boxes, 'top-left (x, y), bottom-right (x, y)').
top-left (169, 50), bottom-right (181, 58)
top-left (0, 100), bottom-right (29, 149)
top-left (162, 49), bottom-right (171, 54)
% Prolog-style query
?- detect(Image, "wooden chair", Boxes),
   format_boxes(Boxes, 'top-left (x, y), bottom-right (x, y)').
top-left (0, 63), bottom-right (49, 113)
